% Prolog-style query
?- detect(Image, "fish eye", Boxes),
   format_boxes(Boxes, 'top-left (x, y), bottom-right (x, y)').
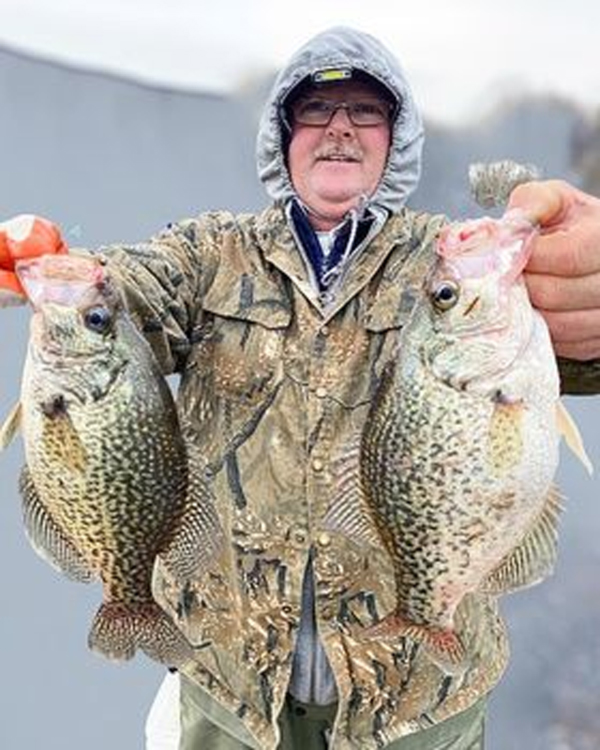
top-left (83, 305), bottom-right (112, 334)
top-left (431, 281), bottom-right (460, 311)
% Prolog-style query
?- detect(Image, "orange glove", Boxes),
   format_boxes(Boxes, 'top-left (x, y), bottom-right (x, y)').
top-left (0, 215), bottom-right (68, 304)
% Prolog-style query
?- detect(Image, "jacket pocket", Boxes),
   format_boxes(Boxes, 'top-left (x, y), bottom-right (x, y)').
top-left (178, 273), bottom-right (291, 467)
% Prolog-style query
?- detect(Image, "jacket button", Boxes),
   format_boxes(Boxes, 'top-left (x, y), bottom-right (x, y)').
top-left (312, 458), bottom-right (325, 472)
top-left (317, 532), bottom-right (331, 547)
top-left (320, 326), bottom-right (329, 336)
top-left (315, 386), bottom-right (327, 399)
top-left (293, 528), bottom-right (307, 544)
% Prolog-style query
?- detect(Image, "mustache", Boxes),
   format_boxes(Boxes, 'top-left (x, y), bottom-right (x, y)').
top-left (314, 144), bottom-right (362, 162)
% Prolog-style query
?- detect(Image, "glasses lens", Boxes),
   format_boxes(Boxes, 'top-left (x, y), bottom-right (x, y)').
top-left (292, 98), bottom-right (390, 126)
top-left (293, 99), bottom-right (333, 125)
top-left (348, 102), bottom-right (390, 125)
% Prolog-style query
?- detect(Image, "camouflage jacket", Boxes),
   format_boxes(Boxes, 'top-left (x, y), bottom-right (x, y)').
top-left (104, 203), bottom-right (599, 750)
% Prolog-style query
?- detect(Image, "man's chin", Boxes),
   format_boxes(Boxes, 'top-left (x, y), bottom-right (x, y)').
top-left (311, 176), bottom-right (365, 204)
top-left (302, 195), bottom-right (366, 229)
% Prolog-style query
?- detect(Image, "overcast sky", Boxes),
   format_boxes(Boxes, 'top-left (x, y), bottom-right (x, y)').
top-left (0, 0), bottom-right (598, 124)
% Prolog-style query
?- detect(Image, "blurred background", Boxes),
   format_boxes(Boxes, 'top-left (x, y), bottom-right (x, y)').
top-left (0, 2), bottom-right (599, 748)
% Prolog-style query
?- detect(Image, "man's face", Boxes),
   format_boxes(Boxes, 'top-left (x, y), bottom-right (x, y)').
top-left (287, 79), bottom-right (392, 230)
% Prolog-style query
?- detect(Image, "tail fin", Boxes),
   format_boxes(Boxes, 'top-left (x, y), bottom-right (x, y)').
top-left (365, 613), bottom-right (466, 672)
top-left (88, 601), bottom-right (194, 669)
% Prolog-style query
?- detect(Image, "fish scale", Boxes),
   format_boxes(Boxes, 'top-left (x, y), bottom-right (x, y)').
top-left (326, 210), bottom-right (573, 670)
top-left (2, 254), bottom-right (223, 668)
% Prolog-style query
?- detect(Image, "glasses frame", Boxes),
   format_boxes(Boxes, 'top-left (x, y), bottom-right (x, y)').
top-left (285, 97), bottom-right (396, 129)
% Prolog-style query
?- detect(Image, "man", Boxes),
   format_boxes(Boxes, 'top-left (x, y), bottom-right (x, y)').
top-left (2, 26), bottom-right (600, 750)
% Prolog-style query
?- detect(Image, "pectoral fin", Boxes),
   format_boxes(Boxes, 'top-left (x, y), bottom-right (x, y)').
top-left (556, 401), bottom-right (593, 475)
top-left (41, 406), bottom-right (88, 473)
top-left (488, 398), bottom-right (525, 477)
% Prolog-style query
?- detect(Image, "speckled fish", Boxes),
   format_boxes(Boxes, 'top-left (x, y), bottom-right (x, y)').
top-left (326, 209), bottom-right (591, 667)
top-left (0, 254), bottom-right (222, 668)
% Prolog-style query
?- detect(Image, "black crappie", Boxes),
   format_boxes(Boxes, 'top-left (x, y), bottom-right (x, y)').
top-left (326, 210), bottom-right (590, 667)
top-left (1, 254), bottom-right (222, 668)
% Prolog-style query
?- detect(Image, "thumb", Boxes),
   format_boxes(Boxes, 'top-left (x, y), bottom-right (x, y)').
top-left (507, 180), bottom-right (567, 227)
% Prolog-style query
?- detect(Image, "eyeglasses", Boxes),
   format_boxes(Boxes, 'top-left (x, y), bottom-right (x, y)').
top-left (290, 97), bottom-right (394, 127)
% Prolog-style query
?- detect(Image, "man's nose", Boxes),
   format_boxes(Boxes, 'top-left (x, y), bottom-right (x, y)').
top-left (326, 106), bottom-right (354, 133)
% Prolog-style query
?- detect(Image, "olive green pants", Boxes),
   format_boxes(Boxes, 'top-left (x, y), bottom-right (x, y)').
top-left (179, 676), bottom-right (486, 749)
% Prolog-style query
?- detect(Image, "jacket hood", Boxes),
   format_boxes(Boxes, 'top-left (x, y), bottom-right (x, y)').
top-left (256, 26), bottom-right (424, 213)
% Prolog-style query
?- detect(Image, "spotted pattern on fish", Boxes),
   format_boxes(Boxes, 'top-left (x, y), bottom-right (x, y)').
top-left (330, 213), bottom-right (563, 669)
top-left (16, 255), bottom-right (223, 667)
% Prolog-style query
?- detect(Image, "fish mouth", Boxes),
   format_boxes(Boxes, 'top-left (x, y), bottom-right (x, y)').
top-left (16, 255), bottom-right (108, 309)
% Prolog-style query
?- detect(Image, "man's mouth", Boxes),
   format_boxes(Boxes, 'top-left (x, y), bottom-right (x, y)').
top-left (318, 153), bottom-right (360, 163)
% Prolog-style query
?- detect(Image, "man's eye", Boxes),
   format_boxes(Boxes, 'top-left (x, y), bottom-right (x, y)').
top-left (352, 102), bottom-right (382, 116)
top-left (299, 100), bottom-right (330, 115)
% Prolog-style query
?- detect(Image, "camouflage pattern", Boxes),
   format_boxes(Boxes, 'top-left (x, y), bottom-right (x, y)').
top-left (101, 204), bottom-right (600, 749)
top-left (179, 678), bottom-right (486, 749)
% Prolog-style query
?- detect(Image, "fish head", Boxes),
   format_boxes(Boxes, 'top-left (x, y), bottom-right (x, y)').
top-left (418, 210), bottom-right (543, 391)
top-left (431, 209), bottom-right (536, 331)
top-left (16, 254), bottom-right (121, 362)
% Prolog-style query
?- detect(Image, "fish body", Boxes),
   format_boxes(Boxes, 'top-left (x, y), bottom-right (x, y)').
top-left (329, 211), bottom-right (564, 666)
top-left (9, 255), bottom-right (221, 667)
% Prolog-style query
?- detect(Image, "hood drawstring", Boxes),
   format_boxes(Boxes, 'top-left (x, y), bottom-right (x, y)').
top-left (288, 196), bottom-right (376, 305)
top-left (320, 204), bottom-right (361, 289)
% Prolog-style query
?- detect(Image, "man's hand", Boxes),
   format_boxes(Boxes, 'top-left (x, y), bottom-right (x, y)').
top-left (508, 180), bottom-right (600, 361)
top-left (0, 215), bottom-right (68, 305)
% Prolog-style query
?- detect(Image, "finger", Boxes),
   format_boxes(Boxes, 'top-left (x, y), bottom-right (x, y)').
top-left (552, 337), bottom-right (600, 361)
top-left (525, 222), bottom-right (600, 276)
top-left (0, 269), bottom-right (26, 306)
top-left (539, 308), bottom-right (600, 343)
top-left (0, 235), bottom-right (9, 269)
top-left (525, 271), bottom-right (600, 311)
top-left (7, 216), bottom-right (68, 260)
top-left (508, 180), bottom-right (567, 226)
top-left (0, 214), bottom-right (37, 243)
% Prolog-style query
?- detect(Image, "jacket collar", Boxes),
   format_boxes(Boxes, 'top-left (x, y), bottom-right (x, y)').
top-left (256, 204), bottom-right (414, 321)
